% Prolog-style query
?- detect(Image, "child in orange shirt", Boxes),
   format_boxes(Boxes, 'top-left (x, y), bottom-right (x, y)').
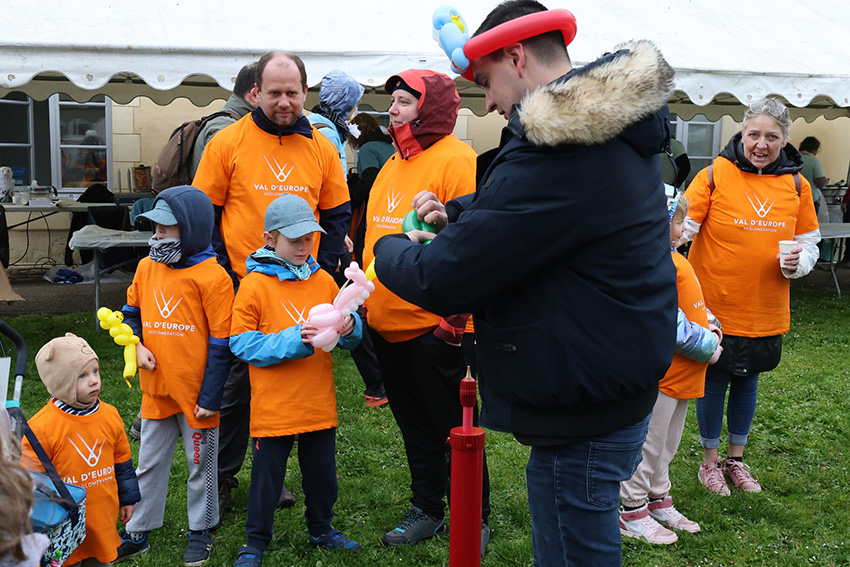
top-left (229, 194), bottom-right (362, 566)
top-left (116, 186), bottom-right (234, 566)
top-left (21, 334), bottom-right (140, 567)
top-left (618, 191), bottom-right (722, 545)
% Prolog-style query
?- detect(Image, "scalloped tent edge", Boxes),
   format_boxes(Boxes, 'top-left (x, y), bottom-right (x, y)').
top-left (2, 0), bottom-right (849, 121)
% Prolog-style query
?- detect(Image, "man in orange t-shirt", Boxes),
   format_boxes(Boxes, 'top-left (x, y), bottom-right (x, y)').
top-left (21, 334), bottom-right (140, 567)
top-left (192, 51), bottom-right (351, 512)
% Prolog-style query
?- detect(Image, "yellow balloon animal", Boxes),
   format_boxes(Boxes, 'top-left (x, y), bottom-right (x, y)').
top-left (96, 307), bottom-right (140, 388)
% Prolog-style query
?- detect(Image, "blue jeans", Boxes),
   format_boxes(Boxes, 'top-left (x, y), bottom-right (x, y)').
top-left (696, 365), bottom-right (759, 449)
top-left (526, 415), bottom-right (650, 567)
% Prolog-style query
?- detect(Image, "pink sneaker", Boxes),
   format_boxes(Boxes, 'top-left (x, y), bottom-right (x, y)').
top-left (648, 497), bottom-right (701, 533)
top-left (698, 460), bottom-right (731, 496)
top-left (619, 505), bottom-right (678, 545)
top-left (723, 459), bottom-right (762, 492)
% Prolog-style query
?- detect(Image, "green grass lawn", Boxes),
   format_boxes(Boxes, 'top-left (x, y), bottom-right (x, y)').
top-left (3, 285), bottom-right (849, 566)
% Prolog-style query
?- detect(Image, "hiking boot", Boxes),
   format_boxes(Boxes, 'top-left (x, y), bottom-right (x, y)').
top-left (619, 505), bottom-right (678, 545)
top-left (382, 506), bottom-right (445, 547)
top-left (648, 497), bottom-right (701, 533)
top-left (309, 528), bottom-right (361, 551)
top-left (129, 411), bottom-right (142, 440)
top-left (277, 485), bottom-right (296, 509)
top-left (115, 530), bottom-right (149, 563)
top-left (698, 460), bottom-right (731, 496)
top-left (723, 459), bottom-right (762, 492)
top-left (364, 385), bottom-right (389, 408)
top-left (184, 530), bottom-right (214, 566)
top-left (232, 545), bottom-right (263, 567)
top-left (481, 521), bottom-right (490, 556)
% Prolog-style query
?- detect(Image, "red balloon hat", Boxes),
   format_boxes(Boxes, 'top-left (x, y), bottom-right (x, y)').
top-left (461, 9), bottom-right (577, 81)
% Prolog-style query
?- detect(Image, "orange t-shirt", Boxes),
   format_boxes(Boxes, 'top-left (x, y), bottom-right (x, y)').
top-left (363, 134), bottom-right (476, 342)
top-left (192, 116), bottom-right (349, 279)
top-left (231, 268), bottom-right (340, 437)
top-left (684, 158), bottom-right (819, 337)
top-left (21, 402), bottom-right (132, 564)
top-left (661, 252), bottom-right (710, 399)
top-left (126, 256), bottom-right (234, 429)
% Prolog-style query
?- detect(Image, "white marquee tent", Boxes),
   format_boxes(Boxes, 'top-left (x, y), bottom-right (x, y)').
top-left (3, 0), bottom-right (850, 120)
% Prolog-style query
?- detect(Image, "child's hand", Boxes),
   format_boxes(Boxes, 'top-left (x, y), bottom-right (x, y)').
top-left (194, 405), bottom-right (216, 420)
top-left (301, 322), bottom-right (318, 344)
top-left (120, 504), bottom-right (135, 523)
top-left (339, 314), bottom-right (356, 337)
top-left (136, 343), bottom-right (157, 371)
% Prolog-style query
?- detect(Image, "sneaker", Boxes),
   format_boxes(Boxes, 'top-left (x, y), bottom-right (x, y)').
top-left (382, 506), bottom-right (445, 547)
top-left (128, 411), bottom-right (142, 440)
top-left (698, 460), bottom-right (731, 496)
top-left (184, 531), bottom-right (214, 566)
top-left (619, 505), bottom-right (678, 545)
top-left (233, 545), bottom-right (263, 567)
top-left (481, 521), bottom-right (490, 556)
top-left (364, 385), bottom-right (389, 408)
top-left (723, 459), bottom-right (762, 492)
top-left (277, 485), bottom-right (296, 509)
top-left (115, 530), bottom-right (149, 563)
top-left (309, 528), bottom-right (362, 551)
top-left (648, 497), bottom-right (701, 533)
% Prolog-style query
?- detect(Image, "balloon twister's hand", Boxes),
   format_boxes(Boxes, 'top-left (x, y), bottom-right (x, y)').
top-left (406, 229), bottom-right (437, 244)
top-left (301, 321), bottom-right (319, 343)
top-left (412, 191), bottom-right (448, 231)
top-left (136, 343), bottom-right (157, 371)
top-left (194, 404), bottom-right (216, 419)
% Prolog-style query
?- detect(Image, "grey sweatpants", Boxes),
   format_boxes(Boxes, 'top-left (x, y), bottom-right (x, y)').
top-left (126, 414), bottom-right (219, 532)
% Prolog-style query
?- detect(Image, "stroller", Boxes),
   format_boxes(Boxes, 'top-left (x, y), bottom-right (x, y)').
top-left (1, 320), bottom-right (86, 567)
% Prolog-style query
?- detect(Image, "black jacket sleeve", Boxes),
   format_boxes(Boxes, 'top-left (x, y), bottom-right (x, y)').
top-left (317, 201), bottom-right (351, 272)
top-left (211, 205), bottom-right (237, 288)
top-left (115, 458), bottom-right (141, 506)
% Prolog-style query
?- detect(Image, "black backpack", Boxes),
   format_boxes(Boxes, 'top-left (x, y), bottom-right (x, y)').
top-left (152, 111), bottom-right (236, 193)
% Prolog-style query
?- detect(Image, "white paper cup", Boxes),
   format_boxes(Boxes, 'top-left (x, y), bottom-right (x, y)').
top-left (778, 240), bottom-right (798, 268)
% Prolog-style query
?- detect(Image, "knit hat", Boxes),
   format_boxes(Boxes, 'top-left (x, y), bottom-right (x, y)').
top-left (264, 194), bottom-right (326, 238)
top-left (35, 333), bottom-right (99, 409)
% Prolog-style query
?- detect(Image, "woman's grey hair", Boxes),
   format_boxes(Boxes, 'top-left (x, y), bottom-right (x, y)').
top-left (743, 97), bottom-right (792, 141)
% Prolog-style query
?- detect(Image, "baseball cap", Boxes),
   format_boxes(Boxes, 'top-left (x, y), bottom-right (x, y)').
top-left (264, 194), bottom-right (326, 238)
top-left (137, 199), bottom-right (178, 226)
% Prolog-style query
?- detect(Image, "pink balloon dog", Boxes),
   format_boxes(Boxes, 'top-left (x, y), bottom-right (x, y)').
top-left (307, 261), bottom-right (376, 352)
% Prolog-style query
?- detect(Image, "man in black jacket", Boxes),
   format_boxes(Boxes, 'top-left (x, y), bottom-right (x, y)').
top-left (372, 1), bottom-right (677, 565)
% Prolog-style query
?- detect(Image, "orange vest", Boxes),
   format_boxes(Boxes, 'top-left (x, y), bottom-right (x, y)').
top-left (363, 134), bottom-right (476, 342)
top-left (126, 257), bottom-right (234, 428)
top-left (231, 268), bottom-right (341, 437)
top-left (21, 402), bottom-right (132, 564)
top-left (661, 253), bottom-right (710, 399)
top-left (684, 158), bottom-right (819, 336)
top-left (193, 116), bottom-right (349, 279)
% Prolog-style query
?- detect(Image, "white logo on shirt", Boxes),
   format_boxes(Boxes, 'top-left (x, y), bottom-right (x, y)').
top-left (387, 185), bottom-right (405, 214)
top-left (280, 300), bottom-right (308, 325)
top-left (66, 432), bottom-right (103, 467)
top-left (263, 155), bottom-right (296, 183)
top-left (153, 287), bottom-right (182, 319)
top-left (745, 191), bottom-right (775, 218)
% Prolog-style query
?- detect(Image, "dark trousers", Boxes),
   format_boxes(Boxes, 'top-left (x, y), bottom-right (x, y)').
top-left (217, 358), bottom-right (251, 488)
top-left (370, 328), bottom-right (490, 521)
top-left (245, 428), bottom-right (337, 550)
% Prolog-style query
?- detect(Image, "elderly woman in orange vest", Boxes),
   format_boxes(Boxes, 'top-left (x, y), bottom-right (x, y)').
top-left (681, 97), bottom-right (820, 496)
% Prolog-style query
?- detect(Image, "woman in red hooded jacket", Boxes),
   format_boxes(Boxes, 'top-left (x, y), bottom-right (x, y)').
top-left (362, 69), bottom-right (490, 550)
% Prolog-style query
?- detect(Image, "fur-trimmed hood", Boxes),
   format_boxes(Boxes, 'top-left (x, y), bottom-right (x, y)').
top-left (515, 40), bottom-right (674, 148)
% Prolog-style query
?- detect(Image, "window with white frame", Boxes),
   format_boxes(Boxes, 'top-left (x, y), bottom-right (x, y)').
top-left (49, 94), bottom-right (112, 194)
top-left (670, 114), bottom-right (722, 188)
top-left (0, 93), bottom-right (35, 186)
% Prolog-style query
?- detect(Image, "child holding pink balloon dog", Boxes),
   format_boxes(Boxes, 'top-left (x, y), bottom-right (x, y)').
top-left (228, 194), bottom-right (363, 564)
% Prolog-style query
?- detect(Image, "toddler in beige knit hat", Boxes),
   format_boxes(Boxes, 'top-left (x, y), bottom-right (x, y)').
top-left (35, 333), bottom-right (101, 409)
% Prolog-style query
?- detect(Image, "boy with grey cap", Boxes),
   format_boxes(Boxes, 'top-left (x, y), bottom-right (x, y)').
top-left (229, 194), bottom-right (363, 564)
